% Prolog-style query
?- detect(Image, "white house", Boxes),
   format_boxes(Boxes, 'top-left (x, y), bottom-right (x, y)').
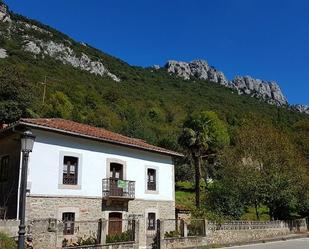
top-left (0, 118), bottom-right (181, 241)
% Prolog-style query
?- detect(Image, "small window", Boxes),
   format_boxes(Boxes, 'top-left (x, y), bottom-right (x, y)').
top-left (63, 156), bottom-right (78, 185)
top-left (147, 169), bottom-right (156, 191)
top-left (62, 212), bottom-right (75, 235)
top-left (0, 156), bottom-right (9, 182)
top-left (147, 212), bottom-right (156, 230)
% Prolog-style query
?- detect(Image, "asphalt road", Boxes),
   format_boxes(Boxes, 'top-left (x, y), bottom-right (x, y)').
top-left (219, 238), bottom-right (309, 249)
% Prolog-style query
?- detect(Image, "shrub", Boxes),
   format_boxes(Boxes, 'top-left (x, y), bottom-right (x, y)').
top-left (106, 230), bottom-right (133, 243)
top-left (164, 230), bottom-right (180, 238)
top-left (62, 236), bottom-right (97, 247)
top-left (75, 236), bottom-right (97, 246)
top-left (0, 232), bottom-right (17, 249)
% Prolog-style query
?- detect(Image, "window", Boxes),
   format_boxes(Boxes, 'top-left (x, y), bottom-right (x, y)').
top-left (147, 168), bottom-right (156, 191)
top-left (63, 156), bottom-right (78, 185)
top-left (0, 155), bottom-right (9, 182)
top-left (147, 212), bottom-right (156, 230)
top-left (62, 212), bottom-right (75, 235)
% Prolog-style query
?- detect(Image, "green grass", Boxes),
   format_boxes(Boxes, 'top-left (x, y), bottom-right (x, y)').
top-left (175, 181), bottom-right (207, 210)
top-left (241, 206), bottom-right (270, 221)
top-left (176, 191), bottom-right (196, 209)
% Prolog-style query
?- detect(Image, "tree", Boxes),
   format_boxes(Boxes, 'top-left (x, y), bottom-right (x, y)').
top-left (219, 118), bottom-right (307, 220)
top-left (0, 66), bottom-right (33, 123)
top-left (179, 111), bottom-right (230, 207)
top-left (43, 91), bottom-right (73, 119)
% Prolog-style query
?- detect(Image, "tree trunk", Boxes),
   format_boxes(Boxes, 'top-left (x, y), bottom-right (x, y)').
top-left (269, 206), bottom-right (274, 221)
top-left (193, 155), bottom-right (201, 208)
top-left (254, 201), bottom-right (260, 221)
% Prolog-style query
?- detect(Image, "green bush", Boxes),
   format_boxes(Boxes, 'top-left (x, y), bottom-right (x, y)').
top-left (62, 236), bottom-right (97, 247)
top-left (164, 230), bottom-right (180, 238)
top-left (0, 232), bottom-right (17, 249)
top-left (106, 230), bottom-right (133, 244)
top-left (75, 236), bottom-right (97, 246)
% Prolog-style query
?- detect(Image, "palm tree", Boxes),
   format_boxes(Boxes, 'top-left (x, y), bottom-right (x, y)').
top-left (179, 111), bottom-right (230, 207)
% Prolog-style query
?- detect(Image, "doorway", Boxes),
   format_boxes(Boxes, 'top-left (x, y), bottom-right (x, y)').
top-left (109, 163), bottom-right (124, 197)
top-left (108, 212), bottom-right (122, 235)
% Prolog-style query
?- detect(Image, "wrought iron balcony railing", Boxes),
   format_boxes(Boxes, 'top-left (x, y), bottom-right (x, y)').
top-left (102, 178), bottom-right (135, 200)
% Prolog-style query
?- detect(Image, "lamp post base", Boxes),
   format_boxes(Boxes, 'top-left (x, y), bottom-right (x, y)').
top-left (18, 224), bottom-right (26, 249)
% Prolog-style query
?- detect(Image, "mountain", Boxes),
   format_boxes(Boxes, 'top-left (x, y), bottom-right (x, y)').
top-left (0, 2), bottom-right (308, 149)
top-left (164, 59), bottom-right (289, 106)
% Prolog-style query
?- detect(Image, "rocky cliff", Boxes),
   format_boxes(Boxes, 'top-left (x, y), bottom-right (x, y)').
top-left (0, 2), bottom-right (120, 81)
top-left (230, 76), bottom-right (287, 106)
top-left (292, 105), bottom-right (309, 115)
top-left (0, 2), bottom-right (11, 23)
top-left (166, 60), bottom-right (229, 86)
top-left (165, 60), bottom-right (288, 106)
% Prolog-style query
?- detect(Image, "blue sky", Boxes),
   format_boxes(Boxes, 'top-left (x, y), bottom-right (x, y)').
top-left (5, 0), bottom-right (309, 105)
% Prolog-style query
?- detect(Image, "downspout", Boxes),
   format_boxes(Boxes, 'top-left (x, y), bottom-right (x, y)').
top-left (16, 147), bottom-right (23, 220)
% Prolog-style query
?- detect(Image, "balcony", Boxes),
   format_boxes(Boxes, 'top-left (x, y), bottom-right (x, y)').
top-left (102, 178), bottom-right (135, 201)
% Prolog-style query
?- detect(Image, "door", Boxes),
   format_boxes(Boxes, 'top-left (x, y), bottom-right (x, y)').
top-left (108, 212), bottom-right (122, 235)
top-left (109, 163), bottom-right (123, 197)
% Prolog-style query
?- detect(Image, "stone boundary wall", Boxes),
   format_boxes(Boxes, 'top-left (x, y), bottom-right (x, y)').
top-left (162, 228), bottom-right (292, 249)
top-left (207, 228), bottom-right (290, 245)
top-left (161, 218), bottom-right (308, 249)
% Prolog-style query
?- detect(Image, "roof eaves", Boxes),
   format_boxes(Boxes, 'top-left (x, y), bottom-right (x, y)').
top-left (19, 120), bottom-right (183, 157)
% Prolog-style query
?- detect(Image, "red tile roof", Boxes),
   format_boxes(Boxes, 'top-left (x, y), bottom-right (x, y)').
top-left (13, 118), bottom-right (182, 157)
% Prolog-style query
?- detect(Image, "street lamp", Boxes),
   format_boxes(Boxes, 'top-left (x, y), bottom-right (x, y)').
top-left (18, 131), bottom-right (36, 249)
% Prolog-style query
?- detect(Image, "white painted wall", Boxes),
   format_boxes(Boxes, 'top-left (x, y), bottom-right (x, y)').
top-left (27, 129), bottom-right (175, 201)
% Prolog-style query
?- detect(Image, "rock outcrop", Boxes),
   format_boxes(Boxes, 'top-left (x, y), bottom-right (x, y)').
top-left (292, 105), bottom-right (309, 115)
top-left (0, 48), bottom-right (8, 58)
top-left (0, 3), bottom-right (120, 81)
top-left (23, 39), bottom-right (120, 81)
top-left (165, 60), bottom-right (228, 86)
top-left (165, 59), bottom-right (288, 106)
top-left (0, 3), bottom-right (11, 23)
top-left (231, 76), bottom-right (287, 106)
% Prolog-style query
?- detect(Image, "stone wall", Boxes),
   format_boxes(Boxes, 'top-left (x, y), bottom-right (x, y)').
top-left (162, 228), bottom-right (291, 249)
top-left (128, 199), bottom-right (175, 249)
top-left (128, 200), bottom-right (175, 220)
top-left (208, 228), bottom-right (290, 246)
top-left (26, 196), bottom-right (103, 221)
top-left (161, 218), bottom-right (308, 249)
top-left (13, 196), bottom-right (175, 249)
top-left (16, 218), bottom-right (137, 249)
top-left (27, 196), bottom-right (175, 221)
top-left (0, 219), bottom-right (19, 237)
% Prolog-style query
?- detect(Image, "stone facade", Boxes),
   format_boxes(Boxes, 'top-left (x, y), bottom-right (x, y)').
top-left (129, 199), bottom-right (175, 249)
top-left (26, 196), bottom-right (103, 221)
top-left (25, 196), bottom-right (174, 249)
top-left (26, 196), bottom-right (174, 221)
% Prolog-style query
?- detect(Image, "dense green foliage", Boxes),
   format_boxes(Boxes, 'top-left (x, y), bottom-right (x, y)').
top-left (205, 119), bottom-right (309, 220)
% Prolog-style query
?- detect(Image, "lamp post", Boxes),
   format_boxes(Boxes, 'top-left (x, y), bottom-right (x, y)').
top-left (18, 131), bottom-right (36, 249)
